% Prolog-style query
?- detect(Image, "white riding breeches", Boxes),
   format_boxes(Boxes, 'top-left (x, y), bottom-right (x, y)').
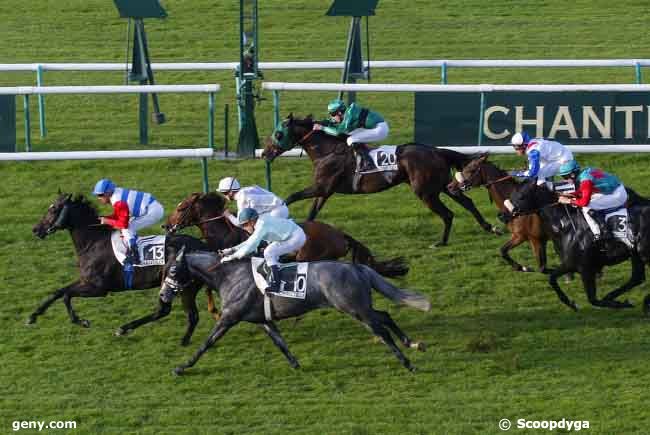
top-left (121, 201), bottom-right (165, 242)
top-left (265, 204), bottom-right (289, 219)
top-left (346, 121), bottom-right (389, 146)
top-left (263, 227), bottom-right (307, 267)
top-left (580, 184), bottom-right (627, 237)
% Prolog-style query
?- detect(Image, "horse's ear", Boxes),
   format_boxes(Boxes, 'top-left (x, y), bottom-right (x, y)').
top-left (479, 152), bottom-right (489, 161)
top-left (176, 245), bottom-right (186, 262)
top-left (288, 112), bottom-right (294, 121)
top-left (58, 187), bottom-right (62, 194)
top-left (306, 114), bottom-right (313, 120)
top-left (65, 193), bottom-right (73, 201)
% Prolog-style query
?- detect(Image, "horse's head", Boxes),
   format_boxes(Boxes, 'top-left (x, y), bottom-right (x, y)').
top-left (165, 192), bottom-right (230, 235)
top-left (509, 182), bottom-right (558, 214)
top-left (33, 192), bottom-right (98, 239)
top-left (160, 246), bottom-right (193, 295)
top-left (262, 113), bottom-right (314, 162)
top-left (448, 153), bottom-right (490, 194)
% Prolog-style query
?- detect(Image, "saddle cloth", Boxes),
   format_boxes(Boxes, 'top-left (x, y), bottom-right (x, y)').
top-left (604, 208), bottom-right (633, 244)
top-left (363, 145), bottom-right (399, 174)
top-left (110, 231), bottom-right (166, 267)
top-left (250, 257), bottom-right (309, 299)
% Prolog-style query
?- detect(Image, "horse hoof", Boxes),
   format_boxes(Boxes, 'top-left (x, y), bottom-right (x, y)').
top-left (79, 319), bottom-right (91, 328)
top-left (25, 316), bottom-right (36, 325)
top-left (181, 338), bottom-right (191, 347)
top-left (521, 266), bottom-right (534, 273)
top-left (429, 242), bottom-right (448, 249)
top-left (491, 225), bottom-right (504, 236)
top-left (407, 364), bottom-right (417, 372)
top-left (290, 360), bottom-right (301, 369)
top-left (173, 367), bottom-right (185, 376)
top-left (114, 327), bottom-right (130, 337)
top-left (411, 342), bottom-right (426, 352)
top-left (570, 302), bottom-right (579, 312)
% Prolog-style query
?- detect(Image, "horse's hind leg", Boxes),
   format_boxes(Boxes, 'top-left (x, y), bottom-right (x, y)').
top-left (206, 289), bottom-right (220, 320)
top-left (500, 235), bottom-right (528, 272)
top-left (357, 312), bottom-right (414, 371)
top-left (602, 253), bottom-right (645, 306)
top-left (260, 322), bottom-right (300, 368)
top-left (445, 190), bottom-right (497, 234)
top-left (372, 310), bottom-right (425, 352)
top-left (420, 193), bottom-right (454, 247)
top-left (180, 287), bottom-right (201, 346)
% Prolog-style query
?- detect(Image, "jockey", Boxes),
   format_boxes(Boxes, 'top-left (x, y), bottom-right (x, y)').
top-left (217, 176), bottom-right (289, 226)
top-left (508, 132), bottom-right (574, 186)
top-left (312, 99), bottom-right (389, 172)
top-left (220, 208), bottom-right (306, 294)
top-left (92, 178), bottom-right (164, 263)
top-left (557, 160), bottom-right (628, 243)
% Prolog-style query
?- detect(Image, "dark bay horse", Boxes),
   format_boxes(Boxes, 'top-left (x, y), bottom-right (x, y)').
top-left (510, 184), bottom-right (650, 312)
top-left (116, 191), bottom-right (409, 341)
top-left (262, 114), bottom-right (500, 247)
top-left (31, 193), bottom-right (209, 345)
top-left (447, 154), bottom-right (551, 273)
top-left (164, 249), bottom-right (431, 375)
top-left (165, 191), bottom-right (408, 275)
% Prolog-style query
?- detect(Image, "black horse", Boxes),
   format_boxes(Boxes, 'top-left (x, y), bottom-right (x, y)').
top-left (509, 184), bottom-right (650, 311)
top-left (31, 193), bottom-right (209, 345)
top-left (263, 114), bottom-right (500, 246)
top-left (165, 249), bottom-right (431, 375)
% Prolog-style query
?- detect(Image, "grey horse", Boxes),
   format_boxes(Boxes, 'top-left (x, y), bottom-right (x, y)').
top-left (165, 249), bottom-right (431, 375)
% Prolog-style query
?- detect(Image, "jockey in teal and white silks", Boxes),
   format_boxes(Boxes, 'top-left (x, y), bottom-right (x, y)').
top-left (557, 160), bottom-right (629, 244)
top-left (509, 132), bottom-right (574, 186)
top-left (312, 99), bottom-right (389, 172)
top-left (220, 208), bottom-right (306, 294)
top-left (92, 178), bottom-right (164, 262)
top-left (217, 177), bottom-right (289, 226)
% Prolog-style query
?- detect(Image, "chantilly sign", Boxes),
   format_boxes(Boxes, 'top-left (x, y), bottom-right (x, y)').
top-left (414, 91), bottom-right (650, 145)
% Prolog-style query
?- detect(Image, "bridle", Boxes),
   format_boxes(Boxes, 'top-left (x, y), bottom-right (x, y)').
top-left (169, 194), bottom-right (237, 236)
top-left (46, 201), bottom-right (70, 234)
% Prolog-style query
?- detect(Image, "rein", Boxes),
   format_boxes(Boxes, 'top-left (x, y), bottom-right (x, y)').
top-left (485, 174), bottom-right (513, 187)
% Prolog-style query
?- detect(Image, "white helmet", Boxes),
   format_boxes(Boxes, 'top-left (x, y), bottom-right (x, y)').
top-left (509, 131), bottom-right (531, 148)
top-left (217, 177), bottom-right (241, 193)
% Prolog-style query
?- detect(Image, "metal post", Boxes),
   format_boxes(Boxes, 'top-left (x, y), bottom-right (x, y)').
top-left (339, 17), bottom-right (360, 101)
top-left (265, 160), bottom-right (272, 191)
top-left (138, 81), bottom-right (148, 145)
top-left (23, 95), bottom-right (31, 152)
top-left (36, 64), bottom-right (46, 138)
top-left (235, 76), bottom-right (243, 131)
top-left (441, 62), bottom-right (447, 84)
top-left (273, 90), bottom-right (280, 127)
top-left (201, 157), bottom-right (209, 193)
top-left (224, 104), bottom-right (229, 157)
top-left (208, 92), bottom-right (215, 149)
top-left (477, 91), bottom-right (485, 146)
top-left (635, 62), bottom-right (642, 84)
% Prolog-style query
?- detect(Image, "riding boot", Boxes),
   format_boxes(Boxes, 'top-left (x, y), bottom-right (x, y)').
top-left (588, 209), bottom-right (610, 240)
top-left (265, 265), bottom-right (281, 295)
top-left (127, 238), bottom-right (140, 265)
top-left (352, 143), bottom-right (373, 172)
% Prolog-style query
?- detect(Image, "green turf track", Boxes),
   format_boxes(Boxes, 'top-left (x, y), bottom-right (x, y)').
top-left (2, 1), bottom-right (650, 434)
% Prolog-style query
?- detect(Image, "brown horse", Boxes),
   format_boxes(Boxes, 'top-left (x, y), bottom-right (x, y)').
top-left (262, 114), bottom-right (501, 247)
top-left (164, 191), bottom-right (408, 276)
top-left (447, 154), bottom-right (551, 273)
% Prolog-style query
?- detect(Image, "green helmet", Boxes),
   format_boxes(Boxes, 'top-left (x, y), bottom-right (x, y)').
top-left (558, 160), bottom-right (581, 176)
top-left (327, 99), bottom-right (346, 115)
top-left (237, 207), bottom-right (259, 225)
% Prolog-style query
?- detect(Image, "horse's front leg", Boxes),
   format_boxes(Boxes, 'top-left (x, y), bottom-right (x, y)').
top-left (549, 265), bottom-right (579, 311)
top-left (284, 185), bottom-right (323, 206)
top-left (115, 296), bottom-right (173, 336)
top-left (601, 254), bottom-right (644, 307)
top-left (180, 286), bottom-right (201, 346)
top-left (61, 282), bottom-right (108, 328)
top-left (26, 283), bottom-right (74, 325)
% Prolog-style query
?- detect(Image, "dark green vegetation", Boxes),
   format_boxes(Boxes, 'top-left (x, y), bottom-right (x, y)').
top-left (2, 1), bottom-right (650, 433)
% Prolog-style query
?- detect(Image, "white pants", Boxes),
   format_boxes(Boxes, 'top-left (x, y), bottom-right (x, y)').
top-left (347, 121), bottom-right (389, 146)
top-left (121, 201), bottom-right (165, 242)
top-left (535, 161), bottom-right (567, 185)
top-left (581, 184), bottom-right (627, 237)
top-left (264, 227), bottom-right (307, 267)
top-left (265, 204), bottom-right (289, 219)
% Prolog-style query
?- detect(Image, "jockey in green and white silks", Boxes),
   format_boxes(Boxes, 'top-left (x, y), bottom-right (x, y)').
top-left (217, 177), bottom-right (289, 226)
top-left (312, 99), bottom-right (389, 171)
top-left (557, 160), bottom-right (629, 244)
top-left (220, 208), bottom-right (306, 294)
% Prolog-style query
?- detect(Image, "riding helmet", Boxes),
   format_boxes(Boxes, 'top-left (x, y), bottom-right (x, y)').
top-left (93, 178), bottom-right (116, 196)
top-left (238, 207), bottom-right (259, 225)
top-left (509, 131), bottom-right (531, 148)
top-left (558, 160), bottom-right (581, 177)
top-left (217, 177), bottom-right (241, 193)
top-left (328, 99), bottom-right (346, 115)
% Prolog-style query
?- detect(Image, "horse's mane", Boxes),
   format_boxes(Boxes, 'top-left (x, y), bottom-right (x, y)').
top-left (199, 192), bottom-right (227, 213)
top-left (70, 194), bottom-right (99, 217)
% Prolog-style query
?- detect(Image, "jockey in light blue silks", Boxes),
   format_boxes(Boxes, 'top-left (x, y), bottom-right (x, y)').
top-left (509, 132), bottom-right (574, 186)
top-left (92, 178), bottom-right (164, 263)
top-left (220, 208), bottom-right (307, 294)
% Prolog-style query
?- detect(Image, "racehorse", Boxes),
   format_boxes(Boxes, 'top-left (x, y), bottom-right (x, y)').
top-left (447, 154), bottom-right (551, 273)
top-left (509, 183), bottom-right (650, 312)
top-left (116, 191), bottom-right (409, 340)
top-left (164, 191), bottom-right (409, 274)
top-left (262, 114), bottom-right (501, 247)
top-left (163, 249), bottom-right (431, 375)
top-left (31, 193), bottom-right (210, 345)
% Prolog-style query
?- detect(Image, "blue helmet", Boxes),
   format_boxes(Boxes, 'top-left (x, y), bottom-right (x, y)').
top-left (93, 178), bottom-right (115, 196)
top-left (558, 160), bottom-right (581, 177)
top-left (237, 207), bottom-right (259, 224)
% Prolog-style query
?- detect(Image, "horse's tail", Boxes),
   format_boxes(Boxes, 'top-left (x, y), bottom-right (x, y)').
top-left (344, 234), bottom-right (409, 277)
top-left (434, 147), bottom-right (472, 171)
top-left (359, 265), bottom-right (431, 312)
top-left (626, 187), bottom-right (650, 207)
